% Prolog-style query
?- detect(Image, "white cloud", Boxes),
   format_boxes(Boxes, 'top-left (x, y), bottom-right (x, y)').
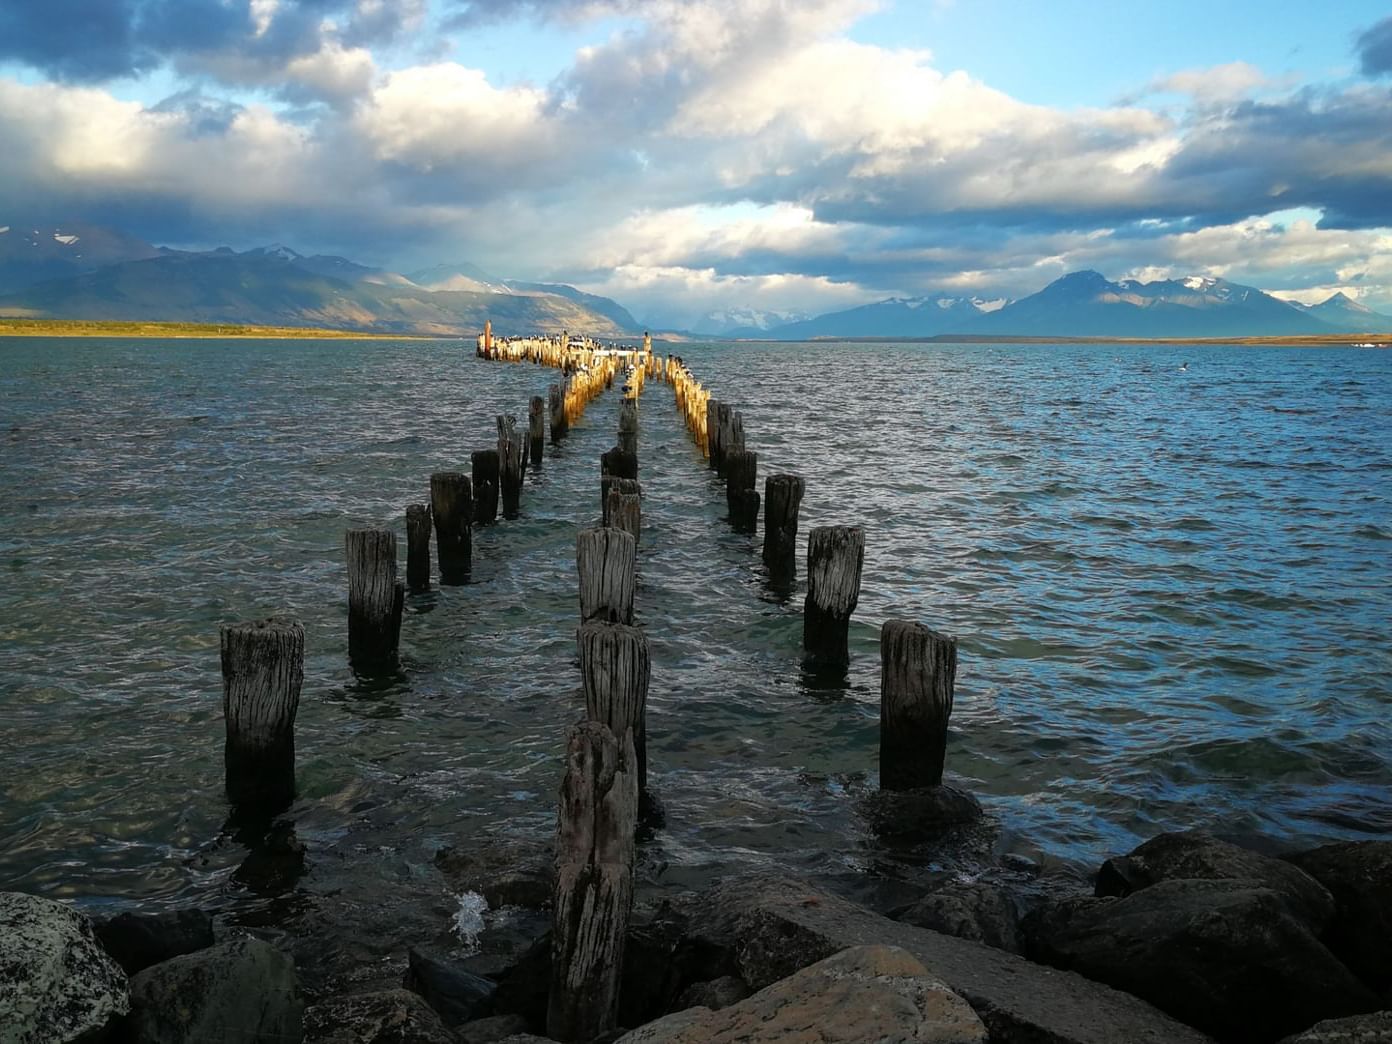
top-left (1148, 61), bottom-right (1270, 104)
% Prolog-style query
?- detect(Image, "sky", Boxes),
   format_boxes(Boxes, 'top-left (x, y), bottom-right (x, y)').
top-left (2, 0), bottom-right (1391, 328)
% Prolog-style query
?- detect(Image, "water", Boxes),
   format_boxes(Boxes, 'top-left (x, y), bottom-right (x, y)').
top-left (2, 337), bottom-right (1389, 991)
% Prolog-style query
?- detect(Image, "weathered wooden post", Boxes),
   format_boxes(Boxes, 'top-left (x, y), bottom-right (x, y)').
top-left (498, 414), bottom-right (524, 516)
top-left (577, 527), bottom-right (635, 625)
top-left (484, 318), bottom-right (493, 355)
top-left (345, 528), bottom-right (404, 672)
top-left (804, 526), bottom-right (865, 668)
top-left (430, 471), bottom-right (473, 584)
top-left (605, 489), bottom-right (641, 545)
top-left (601, 446), bottom-right (638, 482)
top-left (547, 719), bottom-right (637, 1043)
top-left (549, 381), bottom-right (569, 442)
top-left (577, 621), bottom-right (650, 812)
top-left (724, 449), bottom-right (759, 531)
top-left (471, 450), bottom-right (500, 524)
top-left (601, 476), bottom-right (640, 525)
top-left (617, 399), bottom-right (638, 456)
top-left (406, 503), bottom-right (432, 592)
top-left (528, 395), bottom-right (545, 465)
top-left (763, 474), bottom-right (804, 581)
top-left (705, 399), bottom-right (725, 470)
top-left (221, 618), bottom-right (304, 813)
top-left (880, 620), bottom-right (957, 791)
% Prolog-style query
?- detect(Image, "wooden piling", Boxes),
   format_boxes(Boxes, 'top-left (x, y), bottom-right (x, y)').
top-left (549, 382), bottom-right (569, 442)
top-left (601, 476), bottom-right (640, 526)
top-left (221, 618), bottom-right (304, 813)
top-left (601, 446), bottom-right (638, 481)
top-left (617, 399), bottom-right (638, 456)
top-left (577, 527), bottom-right (636, 625)
top-left (879, 620), bottom-right (957, 791)
top-left (762, 474), bottom-right (804, 581)
top-left (803, 526), bottom-right (865, 668)
top-left (430, 471), bottom-right (473, 584)
top-left (606, 489), bottom-right (641, 545)
top-left (471, 450), bottom-right (500, 524)
top-left (722, 409), bottom-right (745, 477)
top-left (529, 395), bottom-right (545, 465)
top-left (498, 414), bottom-right (524, 516)
top-left (345, 528), bottom-right (404, 672)
top-left (705, 399), bottom-right (725, 471)
top-left (547, 719), bottom-right (637, 1043)
top-left (724, 449), bottom-right (759, 531)
top-left (406, 503), bottom-right (432, 591)
top-left (577, 621), bottom-right (650, 808)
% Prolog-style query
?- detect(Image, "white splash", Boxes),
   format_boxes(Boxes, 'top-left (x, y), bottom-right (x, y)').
top-left (451, 890), bottom-right (488, 950)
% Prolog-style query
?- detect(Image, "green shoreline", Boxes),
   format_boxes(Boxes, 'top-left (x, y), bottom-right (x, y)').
top-left (0, 318), bottom-right (450, 340)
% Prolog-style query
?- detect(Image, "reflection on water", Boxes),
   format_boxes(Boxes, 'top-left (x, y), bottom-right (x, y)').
top-left (2, 337), bottom-right (1389, 990)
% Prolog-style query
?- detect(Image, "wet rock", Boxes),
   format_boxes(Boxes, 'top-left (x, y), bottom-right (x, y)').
top-left (892, 880), bottom-right (1023, 954)
top-left (1276, 1011), bottom-right (1392, 1043)
top-left (619, 905), bottom-right (696, 1028)
top-left (127, 936), bottom-right (302, 1043)
top-left (681, 874), bottom-right (1213, 1044)
top-left (234, 822), bottom-right (308, 896)
top-left (1023, 878), bottom-right (1379, 1042)
top-left (1285, 841), bottom-right (1392, 992)
top-left (456, 1012), bottom-right (532, 1044)
top-left (435, 841), bottom-right (553, 910)
top-left (617, 944), bottom-right (987, 1043)
top-left (95, 908), bottom-right (215, 975)
top-left (1097, 831), bottom-right (1334, 932)
top-left (857, 784), bottom-right (983, 839)
top-left (0, 891), bottom-right (129, 1043)
top-left (303, 989), bottom-right (453, 1043)
top-left (488, 934), bottom-right (551, 1030)
top-left (403, 946), bottom-right (496, 1026)
top-left (673, 976), bottom-right (749, 1012)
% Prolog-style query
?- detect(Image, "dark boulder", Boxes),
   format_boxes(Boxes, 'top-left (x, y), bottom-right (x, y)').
top-left (1024, 878), bottom-right (1379, 1042)
top-left (673, 975), bottom-right (749, 1012)
top-left (403, 945), bottom-right (496, 1026)
top-left (857, 784), bottom-right (983, 840)
top-left (434, 841), bottom-right (553, 910)
top-left (1096, 831), bottom-right (1334, 933)
top-left (95, 908), bottom-right (215, 975)
top-left (456, 1013), bottom-right (533, 1044)
top-left (1276, 1011), bottom-right (1392, 1043)
top-left (1285, 841), bottom-right (1392, 993)
top-left (303, 989), bottom-right (454, 1043)
top-left (892, 880), bottom-right (1023, 954)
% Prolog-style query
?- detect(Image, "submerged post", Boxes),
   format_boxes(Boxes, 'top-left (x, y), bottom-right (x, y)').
top-left (577, 621), bottom-right (650, 813)
top-left (472, 450), bottom-right (500, 525)
top-left (498, 414), bottom-right (525, 516)
top-left (549, 382), bottom-right (569, 442)
top-left (803, 525), bottom-right (865, 668)
top-left (221, 618), bottom-right (304, 813)
top-left (345, 528), bottom-right (404, 673)
top-left (547, 720), bottom-right (637, 1043)
top-left (430, 471), bottom-right (473, 584)
top-left (406, 503), bottom-right (432, 592)
top-left (529, 395), bottom-right (545, 465)
top-left (577, 527), bottom-right (636, 625)
top-left (724, 449), bottom-right (759, 532)
top-left (880, 620), bottom-right (957, 791)
top-left (601, 447), bottom-right (638, 482)
top-left (763, 474), bottom-right (804, 581)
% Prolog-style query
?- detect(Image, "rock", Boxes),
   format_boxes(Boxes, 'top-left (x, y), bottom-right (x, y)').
top-left (673, 976), bottom-right (749, 1012)
top-left (1023, 878), bottom-right (1379, 1042)
top-left (857, 784), bottom-right (983, 839)
top-left (488, 934), bottom-right (551, 1030)
top-left (95, 908), bottom-right (215, 975)
top-left (127, 936), bottom-right (302, 1043)
top-left (233, 822), bottom-right (308, 896)
top-left (681, 874), bottom-right (1214, 1044)
top-left (619, 906), bottom-right (697, 1028)
top-left (456, 1012), bottom-right (532, 1044)
top-left (0, 891), bottom-right (129, 1044)
top-left (893, 880), bottom-right (1023, 954)
top-left (1097, 831), bottom-right (1334, 932)
top-left (617, 944), bottom-right (987, 1043)
top-left (435, 841), bottom-right (553, 910)
top-left (303, 989), bottom-right (455, 1043)
top-left (404, 946), bottom-right (496, 1026)
top-left (1285, 841), bottom-right (1392, 992)
top-left (1276, 1011), bottom-right (1392, 1043)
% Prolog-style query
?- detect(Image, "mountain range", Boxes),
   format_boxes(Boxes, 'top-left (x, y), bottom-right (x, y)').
top-left (0, 226), bottom-right (639, 337)
top-left (2, 221), bottom-right (1388, 339)
top-left (761, 271), bottom-right (1391, 339)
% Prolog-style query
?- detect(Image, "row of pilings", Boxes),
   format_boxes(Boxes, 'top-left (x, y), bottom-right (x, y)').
top-left (216, 328), bottom-right (969, 1042)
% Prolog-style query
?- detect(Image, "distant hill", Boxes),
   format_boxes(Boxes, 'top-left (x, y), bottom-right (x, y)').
top-left (0, 222), bottom-right (159, 293)
top-left (766, 271), bottom-right (1390, 339)
top-left (0, 243), bottom-right (638, 337)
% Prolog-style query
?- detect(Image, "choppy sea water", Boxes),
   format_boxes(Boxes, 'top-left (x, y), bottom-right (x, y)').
top-left (2, 337), bottom-right (1389, 992)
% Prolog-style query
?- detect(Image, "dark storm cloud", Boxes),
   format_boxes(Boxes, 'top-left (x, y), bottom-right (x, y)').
top-left (0, 0), bottom-right (408, 84)
top-left (1357, 17), bottom-right (1392, 76)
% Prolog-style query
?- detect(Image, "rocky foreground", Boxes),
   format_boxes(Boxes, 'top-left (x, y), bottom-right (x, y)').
top-left (3, 831), bottom-right (1390, 1044)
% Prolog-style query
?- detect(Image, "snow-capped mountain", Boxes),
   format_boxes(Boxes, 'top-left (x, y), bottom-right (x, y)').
top-left (768, 294), bottom-right (1009, 338)
top-left (1295, 291), bottom-right (1392, 332)
top-left (0, 222), bottom-right (159, 293)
